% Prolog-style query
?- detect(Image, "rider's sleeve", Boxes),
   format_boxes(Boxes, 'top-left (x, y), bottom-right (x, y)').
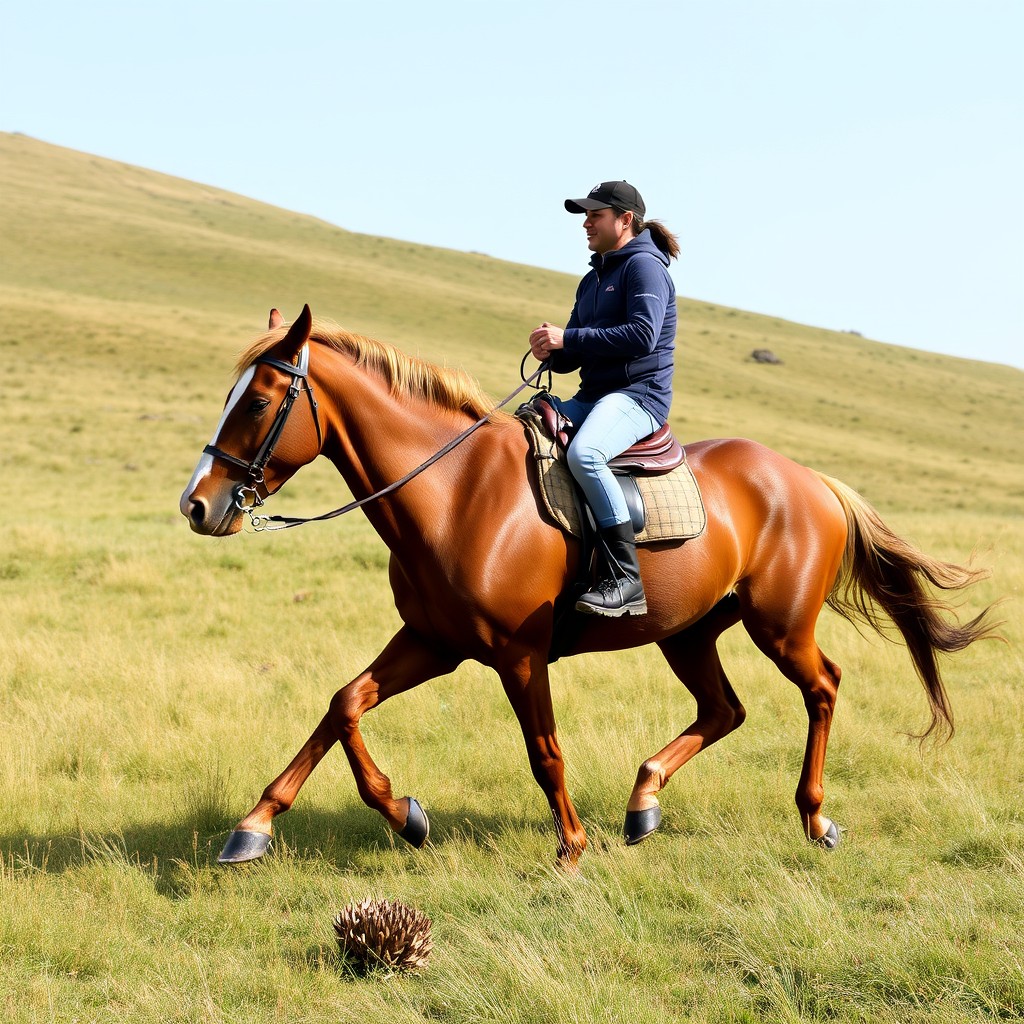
top-left (546, 291), bottom-right (584, 374)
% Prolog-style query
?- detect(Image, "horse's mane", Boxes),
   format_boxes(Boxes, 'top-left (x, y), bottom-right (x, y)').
top-left (236, 319), bottom-right (501, 420)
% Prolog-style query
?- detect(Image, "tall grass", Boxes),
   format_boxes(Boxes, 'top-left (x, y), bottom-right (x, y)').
top-left (1, 132), bottom-right (1022, 1022)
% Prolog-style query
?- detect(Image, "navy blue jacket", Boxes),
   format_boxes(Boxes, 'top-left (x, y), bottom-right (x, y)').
top-left (549, 229), bottom-right (676, 424)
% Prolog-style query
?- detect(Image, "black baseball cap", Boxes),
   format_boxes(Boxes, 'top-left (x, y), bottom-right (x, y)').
top-left (564, 181), bottom-right (646, 218)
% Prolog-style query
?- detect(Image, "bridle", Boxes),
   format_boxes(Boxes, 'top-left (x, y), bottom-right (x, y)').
top-left (203, 344), bottom-right (322, 523)
top-left (202, 343), bottom-right (549, 532)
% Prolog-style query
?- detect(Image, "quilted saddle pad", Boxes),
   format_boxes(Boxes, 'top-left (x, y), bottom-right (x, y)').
top-left (521, 417), bottom-right (707, 544)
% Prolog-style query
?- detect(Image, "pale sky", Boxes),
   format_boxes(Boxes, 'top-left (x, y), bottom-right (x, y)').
top-left (3, 1), bottom-right (1022, 368)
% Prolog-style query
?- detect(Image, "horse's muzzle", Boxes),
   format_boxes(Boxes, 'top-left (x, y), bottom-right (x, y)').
top-left (182, 490), bottom-right (243, 536)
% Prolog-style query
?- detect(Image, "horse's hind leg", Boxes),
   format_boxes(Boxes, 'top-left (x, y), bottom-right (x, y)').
top-left (743, 614), bottom-right (843, 848)
top-left (789, 644), bottom-right (843, 847)
top-left (219, 626), bottom-right (460, 863)
top-left (625, 594), bottom-right (745, 844)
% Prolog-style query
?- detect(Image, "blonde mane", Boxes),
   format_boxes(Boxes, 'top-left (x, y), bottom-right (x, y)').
top-left (236, 319), bottom-right (501, 420)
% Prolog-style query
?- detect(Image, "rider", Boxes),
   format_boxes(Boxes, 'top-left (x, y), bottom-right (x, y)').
top-left (529, 180), bottom-right (679, 617)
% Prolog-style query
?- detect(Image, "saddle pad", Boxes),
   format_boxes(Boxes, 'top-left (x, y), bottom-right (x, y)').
top-left (522, 418), bottom-right (707, 543)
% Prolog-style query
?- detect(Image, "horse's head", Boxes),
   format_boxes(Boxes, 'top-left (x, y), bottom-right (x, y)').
top-left (180, 305), bottom-right (324, 535)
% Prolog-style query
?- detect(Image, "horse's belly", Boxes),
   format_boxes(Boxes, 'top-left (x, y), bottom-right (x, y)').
top-left (566, 540), bottom-right (734, 655)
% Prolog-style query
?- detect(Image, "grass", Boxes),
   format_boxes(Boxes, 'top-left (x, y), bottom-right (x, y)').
top-left (1, 131), bottom-right (1022, 1022)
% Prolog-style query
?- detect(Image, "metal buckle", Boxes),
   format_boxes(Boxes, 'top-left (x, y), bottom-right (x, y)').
top-left (233, 478), bottom-right (270, 531)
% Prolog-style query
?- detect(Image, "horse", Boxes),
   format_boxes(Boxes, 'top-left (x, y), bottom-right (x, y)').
top-left (179, 305), bottom-right (999, 868)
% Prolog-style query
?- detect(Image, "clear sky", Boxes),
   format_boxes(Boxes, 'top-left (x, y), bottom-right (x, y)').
top-left (3, 1), bottom-right (1022, 368)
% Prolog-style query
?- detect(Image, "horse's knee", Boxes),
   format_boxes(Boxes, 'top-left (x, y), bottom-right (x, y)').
top-left (328, 689), bottom-right (354, 733)
top-left (697, 696), bottom-right (746, 740)
top-left (328, 680), bottom-right (372, 736)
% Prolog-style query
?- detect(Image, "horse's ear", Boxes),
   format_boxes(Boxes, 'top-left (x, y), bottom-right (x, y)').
top-left (268, 308), bottom-right (285, 330)
top-left (280, 303), bottom-right (313, 360)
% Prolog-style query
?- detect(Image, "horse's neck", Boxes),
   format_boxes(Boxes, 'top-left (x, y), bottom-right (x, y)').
top-left (317, 359), bottom-right (496, 542)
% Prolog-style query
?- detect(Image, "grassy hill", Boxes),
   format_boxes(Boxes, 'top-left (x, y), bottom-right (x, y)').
top-left (1, 132), bottom-right (1021, 1024)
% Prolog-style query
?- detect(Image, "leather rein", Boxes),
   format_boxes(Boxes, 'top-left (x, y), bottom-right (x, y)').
top-left (204, 344), bottom-right (549, 532)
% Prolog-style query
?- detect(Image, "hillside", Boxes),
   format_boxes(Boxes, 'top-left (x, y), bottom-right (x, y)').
top-left (1, 131), bottom-right (1021, 520)
top-left (1, 131), bottom-right (1021, 1024)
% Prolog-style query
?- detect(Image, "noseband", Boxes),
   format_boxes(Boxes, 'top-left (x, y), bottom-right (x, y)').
top-left (203, 344), bottom-right (322, 520)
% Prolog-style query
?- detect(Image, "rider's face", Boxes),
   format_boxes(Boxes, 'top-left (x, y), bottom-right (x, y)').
top-left (583, 207), bottom-right (633, 255)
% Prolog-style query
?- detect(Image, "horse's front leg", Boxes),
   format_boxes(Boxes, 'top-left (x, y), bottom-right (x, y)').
top-left (327, 626), bottom-right (461, 841)
top-left (499, 650), bottom-right (587, 869)
top-left (219, 626), bottom-right (460, 863)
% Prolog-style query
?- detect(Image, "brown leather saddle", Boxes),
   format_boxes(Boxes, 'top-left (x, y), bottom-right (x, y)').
top-left (526, 393), bottom-right (685, 475)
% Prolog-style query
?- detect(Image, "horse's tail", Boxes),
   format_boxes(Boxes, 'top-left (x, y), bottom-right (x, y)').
top-left (817, 473), bottom-right (1002, 741)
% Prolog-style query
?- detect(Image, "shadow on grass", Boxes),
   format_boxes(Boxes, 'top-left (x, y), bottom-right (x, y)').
top-left (0, 801), bottom-right (553, 890)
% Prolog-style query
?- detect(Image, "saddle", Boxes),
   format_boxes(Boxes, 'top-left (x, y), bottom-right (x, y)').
top-left (516, 393), bottom-right (706, 544)
top-left (528, 394), bottom-right (685, 475)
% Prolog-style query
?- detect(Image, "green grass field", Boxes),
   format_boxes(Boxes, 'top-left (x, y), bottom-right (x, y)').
top-left (1, 132), bottom-right (1022, 1023)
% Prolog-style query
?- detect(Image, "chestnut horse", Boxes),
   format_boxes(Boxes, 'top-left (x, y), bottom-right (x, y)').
top-left (180, 306), bottom-right (997, 867)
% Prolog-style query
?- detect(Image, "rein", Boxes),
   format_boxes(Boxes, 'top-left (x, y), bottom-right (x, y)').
top-left (215, 346), bottom-right (549, 532)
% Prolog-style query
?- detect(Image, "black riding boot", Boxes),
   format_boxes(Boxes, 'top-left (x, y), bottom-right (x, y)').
top-left (575, 521), bottom-right (648, 617)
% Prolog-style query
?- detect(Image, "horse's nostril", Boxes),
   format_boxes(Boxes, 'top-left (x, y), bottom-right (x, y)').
top-left (189, 499), bottom-right (206, 527)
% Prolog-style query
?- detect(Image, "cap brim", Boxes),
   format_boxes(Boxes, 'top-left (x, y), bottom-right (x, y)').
top-left (564, 197), bottom-right (611, 213)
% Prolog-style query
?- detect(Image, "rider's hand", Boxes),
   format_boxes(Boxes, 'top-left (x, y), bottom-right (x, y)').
top-left (529, 323), bottom-right (565, 360)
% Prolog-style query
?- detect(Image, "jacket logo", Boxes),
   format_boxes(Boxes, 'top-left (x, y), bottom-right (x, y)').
top-left (605, 285), bottom-right (615, 292)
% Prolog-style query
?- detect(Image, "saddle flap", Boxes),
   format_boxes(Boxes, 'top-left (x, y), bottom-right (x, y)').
top-left (609, 423), bottom-right (685, 475)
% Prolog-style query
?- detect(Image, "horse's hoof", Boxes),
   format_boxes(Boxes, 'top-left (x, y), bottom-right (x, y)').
top-left (396, 797), bottom-right (430, 848)
top-left (217, 829), bottom-right (272, 864)
top-left (624, 805), bottom-right (662, 845)
top-left (810, 819), bottom-right (842, 850)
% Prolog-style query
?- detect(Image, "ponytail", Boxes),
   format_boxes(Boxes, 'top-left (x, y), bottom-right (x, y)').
top-left (613, 208), bottom-right (680, 260)
top-left (635, 218), bottom-right (680, 261)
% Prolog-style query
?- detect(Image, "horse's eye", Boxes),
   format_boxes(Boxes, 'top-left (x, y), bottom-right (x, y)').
top-left (248, 398), bottom-right (271, 415)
